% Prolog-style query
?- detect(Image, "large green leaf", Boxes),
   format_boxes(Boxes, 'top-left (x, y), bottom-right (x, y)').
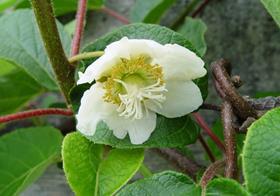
top-left (177, 17), bottom-right (207, 56)
top-left (0, 0), bottom-right (17, 12)
top-left (205, 178), bottom-right (249, 196)
top-left (261, 0), bottom-right (280, 27)
top-left (62, 132), bottom-right (144, 196)
top-left (117, 171), bottom-right (201, 196)
top-left (129, 0), bottom-right (175, 23)
top-left (16, 0), bottom-right (104, 16)
top-left (87, 115), bottom-right (199, 149)
top-left (0, 59), bottom-right (15, 76)
top-left (0, 126), bottom-right (63, 195)
top-left (243, 108), bottom-right (280, 196)
top-left (0, 9), bottom-right (71, 90)
top-left (0, 61), bottom-right (42, 115)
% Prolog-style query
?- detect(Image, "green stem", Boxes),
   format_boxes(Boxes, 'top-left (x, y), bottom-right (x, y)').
top-left (139, 164), bottom-right (153, 178)
top-left (68, 51), bottom-right (104, 64)
top-left (30, 0), bottom-right (75, 105)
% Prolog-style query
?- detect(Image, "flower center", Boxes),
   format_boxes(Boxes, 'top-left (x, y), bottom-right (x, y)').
top-left (102, 55), bottom-right (167, 119)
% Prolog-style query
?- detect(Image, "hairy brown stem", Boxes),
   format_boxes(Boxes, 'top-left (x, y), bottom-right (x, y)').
top-left (211, 59), bottom-right (258, 120)
top-left (200, 159), bottom-right (225, 192)
top-left (71, 0), bottom-right (88, 56)
top-left (154, 148), bottom-right (203, 179)
top-left (213, 79), bottom-right (226, 98)
top-left (221, 101), bottom-right (238, 179)
top-left (192, 113), bottom-right (225, 152)
top-left (200, 103), bottom-right (221, 111)
top-left (0, 108), bottom-right (73, 123)
top-left (198, 134), bottom-right (216, 163)
top-left (30, 0), bottom-right (75, 105)
top-left (101, 7), bottom-right (129, 24)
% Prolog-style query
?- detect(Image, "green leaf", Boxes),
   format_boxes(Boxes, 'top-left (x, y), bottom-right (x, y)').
top-left (0, 126), bottom-right (63, 195)
top-left (62, 132), bottom-right (144, 196)
top-left (261, 0), bottom-right (280, 27)
top-left (0, 60), bottom-right (42, 115)
top-left (130, 0), bottom-right (175, 23)
top-left (243, 108), bottom-right (280, 196)
top-left (254, 91), bottom-right (280, 98)
top-left (0, 59), bottom-right (15, 76)
top-left (0, 9), bottom-right (71, 90)
top-left (65, 19), bottom-right (76, 37)
top-left (117, 171), bottom-right (201, 196)
top-left (87, 115), bottom-right (199, 149)
top-left (0, 0), bottom-right (17, 12)
top-left (205, 178), bottom-right (249, 196)
top-left (177, 17), bottom-right (207, 56)
top-left (16, 0), bottom-right (104, 16)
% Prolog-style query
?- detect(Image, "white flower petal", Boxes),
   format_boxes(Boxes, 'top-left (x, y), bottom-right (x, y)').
top-left (145, 80), bottom-right (203, 118)
top-left (104, 110), bottom-right (157, 144)
top-left (153, 44), bottom-right (207, 81)
top-left (78, 37), bottom-right (165, 84)
top-left (76, 83), bottom-right (115, 136)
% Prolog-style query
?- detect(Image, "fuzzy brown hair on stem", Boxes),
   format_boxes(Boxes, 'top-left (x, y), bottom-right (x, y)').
top-left (221, 101), bottom-right (238, 179)
top-left (211, 59), bottom-right (258, 120)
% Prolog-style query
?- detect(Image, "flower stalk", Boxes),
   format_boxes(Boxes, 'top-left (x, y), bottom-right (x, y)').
top-left (68, 51), bottom-right (104, 64)
top-left (192, 112), bottom-right (225, 152)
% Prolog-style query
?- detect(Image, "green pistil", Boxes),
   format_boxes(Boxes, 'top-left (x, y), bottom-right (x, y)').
top-left (103, 55), bottom-right (164, 105)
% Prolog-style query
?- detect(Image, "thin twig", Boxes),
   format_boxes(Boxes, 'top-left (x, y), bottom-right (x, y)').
top-left (192, 113), bottom-right (225, 152)
top-left (101, 7), bottom-right (130, 24)
top-left (239, 117), bottom-right (256, 133)
top-left (211, 59), bottom-right (258, 120)
top-left (198, 134), bottom-right (216, 163)
top-left (192, 0), bottom-right (211, 17)
top-left (221, 101), bottom-right (238, 179)
top-left (170, 0), bottom-right (201, 29)
top-left (71, 0), bottom-right (88, 56)
top-left (200, 159), bottom-right (225, 192)
top-left (154, 148), bottom-right (203, 180)
top-left (200, 103), bottom-right (221, 111)
top-left (0, 108), bottom-right (73, 123)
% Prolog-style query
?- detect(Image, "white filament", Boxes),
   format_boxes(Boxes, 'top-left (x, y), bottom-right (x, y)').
top-left (115, 79), bottom-right (167, 119)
